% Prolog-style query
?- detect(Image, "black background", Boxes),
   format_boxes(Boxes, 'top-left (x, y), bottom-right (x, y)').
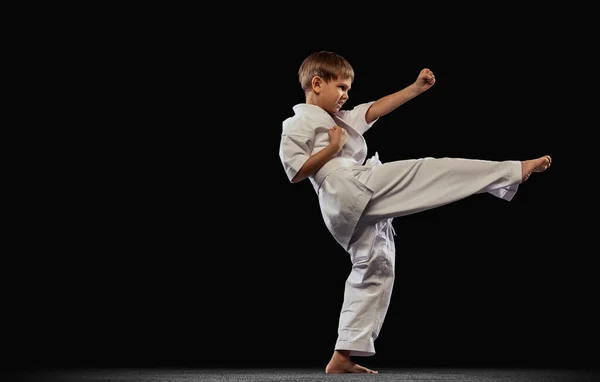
top-left (5, 6), bottom-right (596, 373)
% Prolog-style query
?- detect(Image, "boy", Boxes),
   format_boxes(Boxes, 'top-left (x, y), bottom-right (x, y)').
top-left (278, 51), bottom-right (551, 374)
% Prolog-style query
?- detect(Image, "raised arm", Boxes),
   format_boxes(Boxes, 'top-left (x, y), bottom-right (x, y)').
top-left (365, 68), bottom-right (436, 124)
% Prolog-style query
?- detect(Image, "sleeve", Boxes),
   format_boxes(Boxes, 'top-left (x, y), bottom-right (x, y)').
top-left (336, 101), bottom-right (378, 135)
top-left (279, 133), bottom-right (313, 183)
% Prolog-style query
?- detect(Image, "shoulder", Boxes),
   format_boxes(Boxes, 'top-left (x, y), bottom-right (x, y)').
top-left (335, 101), bottom-right (375, 120)
top-left (282, 104), bottom-right (333, 137)
top-left (282, 114), bottom-right (314, 138)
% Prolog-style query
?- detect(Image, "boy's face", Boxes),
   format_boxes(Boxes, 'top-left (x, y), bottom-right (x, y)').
top-left (313, 75), bottom-right (352, 114)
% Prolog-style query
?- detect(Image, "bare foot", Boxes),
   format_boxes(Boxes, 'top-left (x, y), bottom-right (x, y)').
top-left (325, 350), bottom-right (378, 374)
top-left (521, 155), bottom-right (552, 183)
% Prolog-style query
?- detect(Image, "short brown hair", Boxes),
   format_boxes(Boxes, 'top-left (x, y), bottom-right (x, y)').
top-left (298, 51), bottom-right (354, 93)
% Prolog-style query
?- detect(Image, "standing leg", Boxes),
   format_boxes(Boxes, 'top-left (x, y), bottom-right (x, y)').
top-left (325, 218), bottom-right (396, 374)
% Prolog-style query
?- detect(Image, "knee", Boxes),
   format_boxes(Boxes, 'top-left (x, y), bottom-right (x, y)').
top-left (348, 252), bottom-right (393, 286)
top-left (365, 251), bottom-right (394, 278)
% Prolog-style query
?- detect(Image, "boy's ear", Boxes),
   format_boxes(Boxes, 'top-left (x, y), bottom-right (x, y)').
top-left (311, 76), bottom-right (323, 93)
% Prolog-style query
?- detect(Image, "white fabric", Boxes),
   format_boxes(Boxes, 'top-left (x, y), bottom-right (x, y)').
top-left (279, 102), bottom-right (522, 356)
top-left (280, 102), bottom-right (378, 249)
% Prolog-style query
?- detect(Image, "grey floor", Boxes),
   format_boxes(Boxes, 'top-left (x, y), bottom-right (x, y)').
top-left (7, 368), bottom-right (600, 382)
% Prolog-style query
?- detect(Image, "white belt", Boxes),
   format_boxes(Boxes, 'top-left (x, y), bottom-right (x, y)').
top-left (313, 156), bottom-right (359, 188)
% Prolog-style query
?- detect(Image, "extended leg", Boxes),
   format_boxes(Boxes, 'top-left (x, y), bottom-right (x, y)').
top-left (357, 157), bottom-right (523, 224)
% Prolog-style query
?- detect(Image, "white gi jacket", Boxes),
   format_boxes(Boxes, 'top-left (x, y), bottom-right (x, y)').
top-left (279, 102), bottom-right (378, 251)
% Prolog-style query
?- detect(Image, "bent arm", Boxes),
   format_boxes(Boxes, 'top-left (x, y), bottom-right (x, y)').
top-left (365, 83), bottom-right (423, 124)
top-left (291, 145), bottom-right (339, 183)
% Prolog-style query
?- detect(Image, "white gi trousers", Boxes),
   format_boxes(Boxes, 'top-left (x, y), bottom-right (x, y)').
top-left (333, 154), bottom-right (522, 356)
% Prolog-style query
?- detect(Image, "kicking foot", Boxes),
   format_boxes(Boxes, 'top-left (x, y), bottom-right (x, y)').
top-left (521, 155), bottom-right (552, 183)
top-left (325, 350), bottom-right (378, 374)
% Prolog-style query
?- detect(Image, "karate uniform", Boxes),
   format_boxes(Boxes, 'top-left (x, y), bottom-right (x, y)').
top-left (279, 102), bottom-right (522, 357)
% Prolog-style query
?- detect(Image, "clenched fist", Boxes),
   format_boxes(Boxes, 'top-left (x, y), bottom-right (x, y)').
top-left (414, 68), bottom-right (435, 93)
top-left (328, 125), bottom-right (348, 152)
